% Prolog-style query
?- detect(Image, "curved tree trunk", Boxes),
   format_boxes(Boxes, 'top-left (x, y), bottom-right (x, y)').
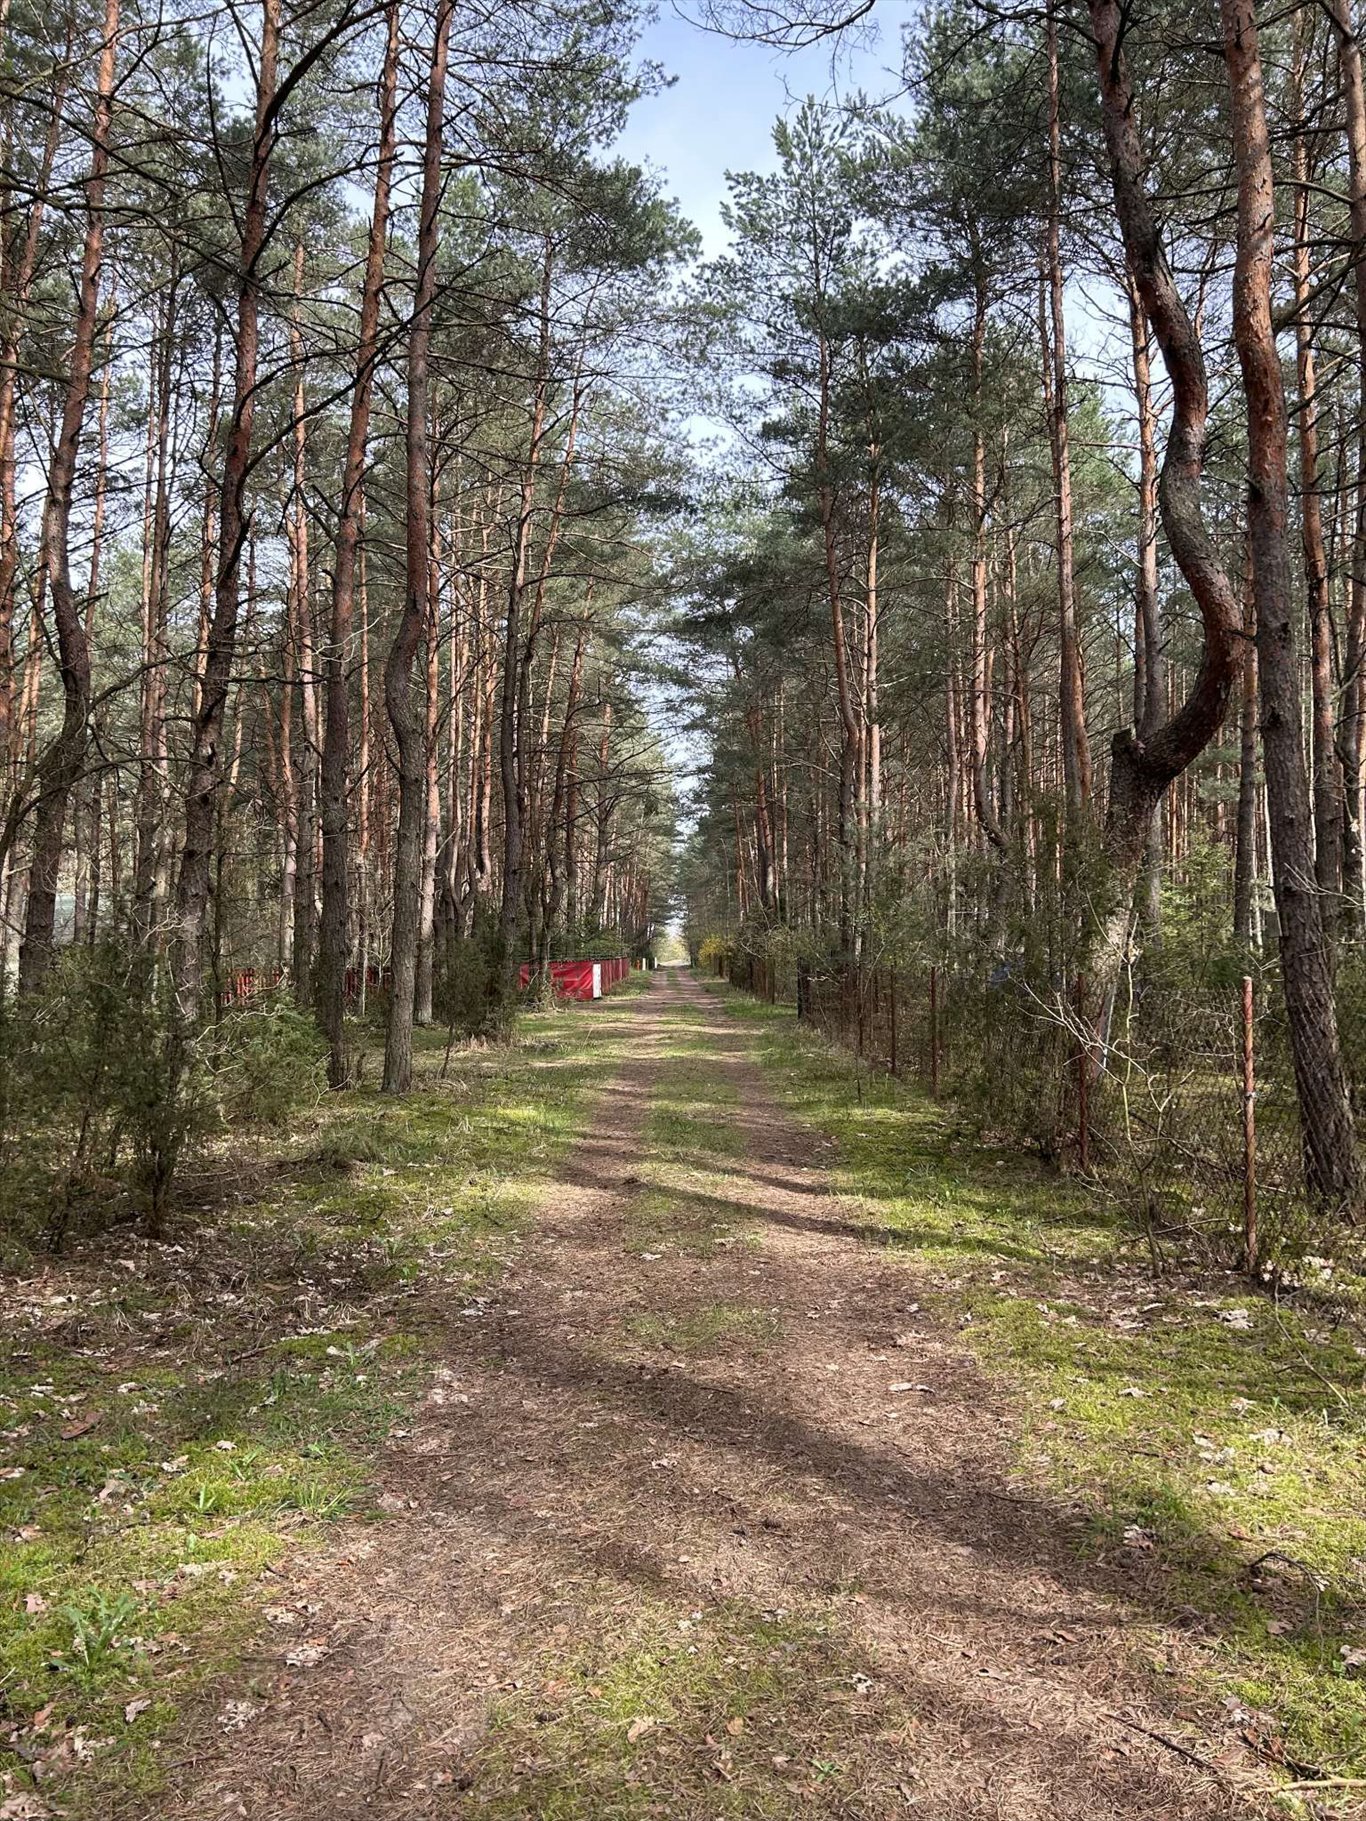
top-left (1084, 0), bottom-right (1243, 1000)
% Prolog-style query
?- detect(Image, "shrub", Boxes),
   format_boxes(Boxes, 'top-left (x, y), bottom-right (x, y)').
top-left (0, 939), bottom-right (324, 1247)
top-left (697, 934), bottom-right (731, 976)
top-left (212, 994), bottom-right (326, 1127)
top-left (435, 920), bottom-right (503, 1038)
top-left (0, 936), bottom-right (213, 1244)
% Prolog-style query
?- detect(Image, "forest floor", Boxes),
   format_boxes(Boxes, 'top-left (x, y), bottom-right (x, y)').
top-left (3, 969), bottom-right (1364, 1820)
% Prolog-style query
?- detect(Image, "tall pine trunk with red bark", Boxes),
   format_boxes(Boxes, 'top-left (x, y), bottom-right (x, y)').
top-left (1219, 0), bottom-right (1362, 1211)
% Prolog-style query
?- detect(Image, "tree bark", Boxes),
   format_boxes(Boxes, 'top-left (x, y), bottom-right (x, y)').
top-left (1221, 0), bottom-right (1361, 1212)
top-left (1085, 0), bottom-right (1243, 996)
top-left (382, 0), bottom-right (452, 1093)
top-left (172, 0), bottom-right (280, 1014)
top-left (17, 0), bottom-right (118, 993)
top-left (316, 4), bottom-right (396, 1075)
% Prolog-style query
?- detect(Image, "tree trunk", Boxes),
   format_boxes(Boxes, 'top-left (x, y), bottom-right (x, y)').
top-left (172, 0), bottom-right (280, 1014)
top-left (1085, 0), bottom-right (1243, 1000)
top-left (1221, 0), bottom-right (1362, 1212)
top-left (1325, 0), bottom-right (1366, 931)
top-left (316, 0), bottom-right (398, 1082)
top-left (0, 47), bottom-right (65, 787)
top-left (288, 243), bottom-right (320, 1003)
top-left (1290, 18), bottom-right (1343, 934)
top-left (382, 0), bottom-right (451, 1093)
top-left (495, 238), bottom-right (554, 1011)
top-left (970, 278), bottom-right (1005, 852)
top-left (1125, 266), bottom-right (1164, 935)
top-left (17, 0), bottom-right (118, 993)
top-left (1046, 0), bottom-right (1092, 819)
top-left (1232, 584), bottom-right (1260, 946)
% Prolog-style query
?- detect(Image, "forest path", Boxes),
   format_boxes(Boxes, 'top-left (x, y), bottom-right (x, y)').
top-left (152, 970), bottom-right (1255, 1821)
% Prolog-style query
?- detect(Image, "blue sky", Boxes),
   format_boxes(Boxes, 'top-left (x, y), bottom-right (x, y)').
top-left (616, 4), bottom-right (899, 255)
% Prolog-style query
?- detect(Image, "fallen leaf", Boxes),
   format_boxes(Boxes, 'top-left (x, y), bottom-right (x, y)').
top-left (725, 1716), bottom-right (745, 1736)
top-left (60, 1414), bottom-right (101, 1441)
top-left (626, 1716), bottom-right (656, 1743)
top-left (24, 1592), bottom-right (47, 1615)
top-left (124, 1697), bottom-right (152, 1723)
top-left (285, 1642), bottom-right (326, 1668)
top-left (887, 1382), bottom-right (933, 1395)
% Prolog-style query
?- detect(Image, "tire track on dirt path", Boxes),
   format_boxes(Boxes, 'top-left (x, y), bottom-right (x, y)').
top-left (145, 970), bottom-right (1264, 1820)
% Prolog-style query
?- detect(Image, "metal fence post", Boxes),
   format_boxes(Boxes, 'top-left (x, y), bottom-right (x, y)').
top-left (1242, 974), bottom-right (1258, 1274)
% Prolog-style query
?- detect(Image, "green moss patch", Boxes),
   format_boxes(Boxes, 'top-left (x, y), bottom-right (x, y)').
top-left (626, 1302), bottom-right (781, 1354)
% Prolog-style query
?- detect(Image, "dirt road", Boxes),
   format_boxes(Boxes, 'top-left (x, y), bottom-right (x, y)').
top-left (150, 971), bottom-right (1255, 1820)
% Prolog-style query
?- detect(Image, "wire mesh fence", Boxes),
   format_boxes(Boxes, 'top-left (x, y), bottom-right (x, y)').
top-left (717, 947), bottom-right (1354, 1289)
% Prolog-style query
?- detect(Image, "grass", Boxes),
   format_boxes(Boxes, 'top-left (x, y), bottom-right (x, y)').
top-left (0, 996), bottom-right (639, 1815)
top-left (616, 996), bottom-right (759, 1258)
top-left (463, 1595), bottom-right (913, 1818)
top-left (699, 974), bottom-right (1366, 1793)
top-left (626, 1301), bottom-right (781, 1354)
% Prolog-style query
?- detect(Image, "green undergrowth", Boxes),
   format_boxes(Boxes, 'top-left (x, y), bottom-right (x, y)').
top-left (0, 1000), bottom-right (635, 1815)
top-left (700, 975), bottom-right (1366, 1796)
top-left (626, 1301), bottom-right (781, 1354)
top-left (464, 1593), bottom-right (912, 1818)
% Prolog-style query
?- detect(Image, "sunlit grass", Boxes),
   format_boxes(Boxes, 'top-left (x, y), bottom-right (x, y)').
top-left (0, 1000), bottom-right (635, 1814)
top-left (700, 974), bottom-right (1366, 1784)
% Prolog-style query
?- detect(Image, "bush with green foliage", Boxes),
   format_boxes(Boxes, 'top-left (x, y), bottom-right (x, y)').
top-left (212, 993), bottom-right (326, 1127)
top-left (0, 937), bottom-right (326, 1248)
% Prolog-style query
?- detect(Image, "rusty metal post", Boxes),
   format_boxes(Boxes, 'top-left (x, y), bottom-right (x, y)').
top-left (929, 964), bottom-right (940, 1097)
top-left (1076, 973), bottom-right (1090, 1174)
top-left (1242, 974), bottom-right (1257, 1274)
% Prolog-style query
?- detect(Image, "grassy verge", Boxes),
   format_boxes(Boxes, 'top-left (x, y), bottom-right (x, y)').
top-left (0, 997), bottom-right (637, 1815)
top-left (698, 975), bottom-right (1366, 1798)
